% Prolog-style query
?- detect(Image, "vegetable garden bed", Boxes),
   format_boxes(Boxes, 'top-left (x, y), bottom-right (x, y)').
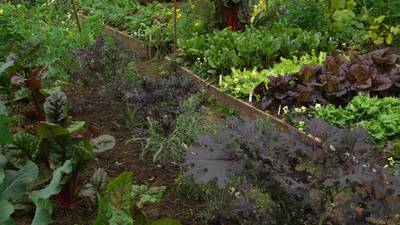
top-left (79, 13), bottom-right (320, 145)
top-left (2, 1), bottom-right (400, 224)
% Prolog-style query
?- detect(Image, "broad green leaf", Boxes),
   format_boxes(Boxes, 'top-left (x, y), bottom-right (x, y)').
top-left (71, 139), bottom-right (93, 165)
top-left (0, 154), bottom-right (6, 183)
top-left (93, 194), bottom-right (110, 225)
top-left (29, 160), bottom-right (73, 225)
top-left (374, 15), bottom-right (386, 24)
top-left (91, 135), bottom-right (116, 154)
top-left (0, 115), bottom-right (12, 145)
top-left (66, 121), bottom-right (86, 134)
top-left (105, 171), bottom-right (133, 210)
top-left (0, 194), bottom-right (14, 225)
top-left (131, 185), bottom-right (166, 208)
top-left (149, 218), bottom-right (182, 225)
top-left (108, 207), bottom-right (133, 225)
top-left (4, 133), bottom-right (40, 169)
top-left (0, 160), bottom-right (39, 200)
top-left (36, 122), bottom-right (69, 138)
top-left (0, 100), bottom-right (6, 115)
top-left (0, 61), bottom-right (14, 76)
top-left (332, 0), bottom-right (346, 10)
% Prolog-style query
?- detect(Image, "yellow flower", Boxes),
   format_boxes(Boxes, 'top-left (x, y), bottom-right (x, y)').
top-left (177, 12), bottom-right (182, 19)
top-left (0, 9), bottom-right (4, 16)
top-left (315, 103), bottom-right (322, 110)
top-left (388, 157), bottom-right (395, 166)
top-left (191, 4), bottom-right (196, 9)
top-left (282, 106), bottom-right (289, 114)
top-left (194, 21), bottom-right (200, 27)
top-left (166, 11), bottom-right (172, 16)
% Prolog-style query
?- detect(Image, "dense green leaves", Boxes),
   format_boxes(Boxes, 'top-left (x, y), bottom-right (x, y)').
top-left (315, 95), bottom-right (400, 144)
top-left (94, 171), bottom-right (175, 225)
top-left (0, 100), bottom-right (12, 144)
top-left (180, 25), bottom-right (334, 76)
top-left (0, 156), bottom-right (39, 225)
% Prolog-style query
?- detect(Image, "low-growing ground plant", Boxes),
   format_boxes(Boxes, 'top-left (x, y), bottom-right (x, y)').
top-left (184, 117), bottom-right (400, 224)
top-left (93, 171), bottom-right (182, 225)
top-left (143, 95), bottom-right (213, 162)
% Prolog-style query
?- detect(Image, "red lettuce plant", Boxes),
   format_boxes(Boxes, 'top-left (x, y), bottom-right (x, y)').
top-left (255, 48), bottom-right (400, 109)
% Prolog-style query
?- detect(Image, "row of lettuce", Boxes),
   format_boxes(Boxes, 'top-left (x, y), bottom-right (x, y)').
top-left (0, 2), bottom-right (182, 225)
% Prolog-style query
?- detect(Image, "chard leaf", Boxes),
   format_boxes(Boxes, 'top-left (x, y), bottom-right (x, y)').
top-left (29, 160), bottom-right (73, 225)
top-left (0, 194), bottom-right (14, 225)
top-left (0, 160), bottom-right (39, 200)
top-left (4, 133), bottom-right (40, 169)
top-left (91, 135), bottom-right (116, 154)
top-left (43, 91), bottom-right (68, 124)
top-left (66, 121), bottom-right (86, 134)
top-left (36, 122), bottom-right (69, 138)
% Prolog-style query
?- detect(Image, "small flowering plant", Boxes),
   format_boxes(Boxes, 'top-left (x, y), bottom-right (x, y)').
top-left (282, 103), bottom-right (323, 130)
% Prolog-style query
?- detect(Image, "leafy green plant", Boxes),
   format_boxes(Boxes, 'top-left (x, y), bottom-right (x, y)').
top-left (2, 91), bottom-right (115, 207)
top-left (0, 100), bottom-right (12, 144)
top-left (94, 171), bottom-right (181, 225)
top-left (315, 95), bottom-right (400, 144)
top-left (179, 24), bottom-right (334, 77)
top-left (221, 52), bottom-right (327, 98)
top-left (366, 15), bottom-right (400, 45)
top-left (0, 152), bottom-right (73, 225)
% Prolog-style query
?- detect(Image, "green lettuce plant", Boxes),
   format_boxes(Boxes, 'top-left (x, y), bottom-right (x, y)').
top-left (315, 95), bottom-right (400, 144)
top-left (220, 52), bottom-right (327, 98)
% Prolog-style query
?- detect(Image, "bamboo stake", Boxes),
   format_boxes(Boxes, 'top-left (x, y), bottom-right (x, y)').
top-left (173, 0), bottom-right (177, 53)
top-left (70, 0), bottom-right (82, 32)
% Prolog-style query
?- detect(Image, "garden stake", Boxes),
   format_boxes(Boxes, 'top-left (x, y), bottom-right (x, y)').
top-left (173, 0), bottom-right (177, 53)
top-left (70, 0), bottom-right (82, 32)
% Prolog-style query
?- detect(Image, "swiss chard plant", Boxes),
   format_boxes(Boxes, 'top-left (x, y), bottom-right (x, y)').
top-left (0, 151), bottom-right (73, 225)
top-left (2, 90), bottom-right (115, 208)
top-left (184, 118), bottom-right (400, 224)
top-left (93, 171), bottom-right (181, 225)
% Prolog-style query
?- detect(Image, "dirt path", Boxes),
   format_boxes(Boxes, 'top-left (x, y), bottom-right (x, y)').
top-left (50, 83), bottom-right (203, 225)
top-left (16, 38), bottom-right (204, 225)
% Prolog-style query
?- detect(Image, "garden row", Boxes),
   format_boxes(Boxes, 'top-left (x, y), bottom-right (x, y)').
top-left (1, 0), bottom-right (400, 224)
top-left (78, 0), bottom-right (400, 155)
